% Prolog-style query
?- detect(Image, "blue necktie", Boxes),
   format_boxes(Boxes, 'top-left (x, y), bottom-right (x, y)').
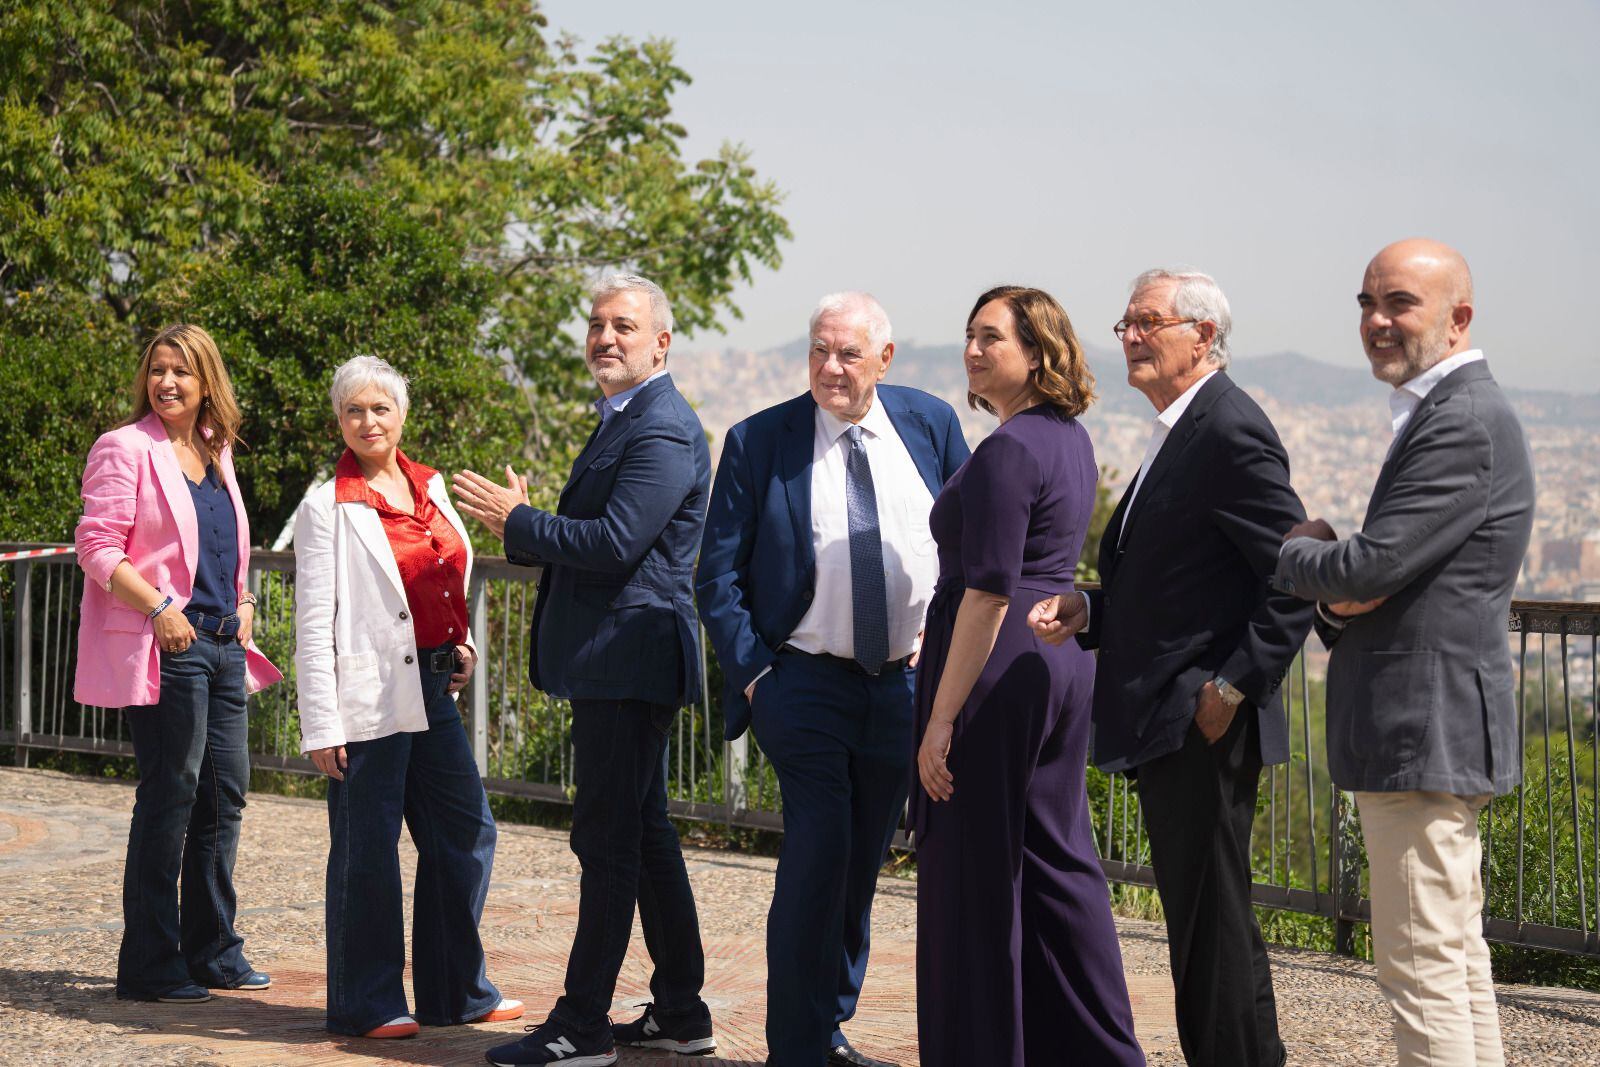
top-left (845, 426), bottom-right (889, 674)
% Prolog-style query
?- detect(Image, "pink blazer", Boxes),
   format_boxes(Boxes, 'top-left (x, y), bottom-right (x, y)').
top-left (74, 412), bottom-right (283, 708)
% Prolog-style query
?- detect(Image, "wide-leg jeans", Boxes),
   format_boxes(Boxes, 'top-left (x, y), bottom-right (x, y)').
top-left (324, 649), bottom-right (501, 1035)
top-left (119, 632), bottom-right (254, 997)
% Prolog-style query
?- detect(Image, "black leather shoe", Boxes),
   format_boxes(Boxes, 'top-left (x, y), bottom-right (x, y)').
top-left (828, 1038), bottom-right (897, 1067)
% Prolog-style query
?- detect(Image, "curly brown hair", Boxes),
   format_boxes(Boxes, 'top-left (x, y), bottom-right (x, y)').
top-left (966, 285), bottom-right (1096, 418)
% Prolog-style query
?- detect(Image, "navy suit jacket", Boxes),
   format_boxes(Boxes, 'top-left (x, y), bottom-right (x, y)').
top-left (1079, 372), bottom-right (1314, 772)
top-left (505, 373), bottom-right (711, 708)
top-left (696, 384), bottom-right (970, 740)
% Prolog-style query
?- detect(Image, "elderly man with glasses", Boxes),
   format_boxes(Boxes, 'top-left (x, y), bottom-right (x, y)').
top-left (1030, 269), bottom-right (1313, 1067)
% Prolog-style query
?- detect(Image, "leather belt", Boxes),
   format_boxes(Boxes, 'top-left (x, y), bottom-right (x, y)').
top-left (426, 648), bottom-right (459, 674)
top-left (184, 610), bottom-right (241, 638)
top-left (778, 644), bottom-right (912, 677)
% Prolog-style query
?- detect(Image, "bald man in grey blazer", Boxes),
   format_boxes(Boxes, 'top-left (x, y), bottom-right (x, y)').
top-left (1275, 238), bottom-right (1533, 1067)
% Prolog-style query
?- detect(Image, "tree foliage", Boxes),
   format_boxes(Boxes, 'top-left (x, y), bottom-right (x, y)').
top-left (0, 0), bottom-right (789, 540)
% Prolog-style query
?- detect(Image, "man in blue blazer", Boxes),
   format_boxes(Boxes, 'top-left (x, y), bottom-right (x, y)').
top-left (697, 292), bottom-right (969, 1067)
top-left (456, 275), bottom-right (716, 1067)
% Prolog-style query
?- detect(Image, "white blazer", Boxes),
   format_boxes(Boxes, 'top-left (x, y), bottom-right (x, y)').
top-left (292, 469), bottom-right (477, 753)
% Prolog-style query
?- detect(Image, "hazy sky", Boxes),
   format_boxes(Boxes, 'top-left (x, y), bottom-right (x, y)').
top-left (542, 0), bottom-right (1599, 392)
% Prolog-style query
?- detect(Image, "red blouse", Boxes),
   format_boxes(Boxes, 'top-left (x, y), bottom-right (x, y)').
top-left (335, 449), bottom-right (469, 649)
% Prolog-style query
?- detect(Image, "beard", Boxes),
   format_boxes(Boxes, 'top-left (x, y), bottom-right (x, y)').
top-left (1367, 312), bottom-right (1452, 386)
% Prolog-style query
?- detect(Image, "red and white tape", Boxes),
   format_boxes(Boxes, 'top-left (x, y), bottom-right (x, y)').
top-left (0, 547), bottom-right (76, 563)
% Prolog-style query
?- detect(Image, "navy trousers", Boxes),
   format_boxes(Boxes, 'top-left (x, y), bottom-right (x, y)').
top-left (750, 651), bottom-right (912, 1067)
top-left (324, 649), bottom-right (501, 1035)
top-left (119, 633), bottom-right (253, 997)
top-left (551, 698), bottom-right (709, 1036)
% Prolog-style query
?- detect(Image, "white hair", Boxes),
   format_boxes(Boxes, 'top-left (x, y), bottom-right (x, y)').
top-left (809, 291), bottom-right (893, 353)
top-left (330, 355), bottom-right (410, 419)
top-left (1131, 268), bottom-right (1233, 368)
top-left (591, 272), bottom-right (674, 336)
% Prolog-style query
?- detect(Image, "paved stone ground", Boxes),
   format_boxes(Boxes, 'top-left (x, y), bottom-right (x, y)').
top-left (1, 766), bottom-right (1597, 1066)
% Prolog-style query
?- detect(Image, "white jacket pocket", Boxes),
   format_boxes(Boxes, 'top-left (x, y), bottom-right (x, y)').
top-left (336, 651), bottom-right (383, 732)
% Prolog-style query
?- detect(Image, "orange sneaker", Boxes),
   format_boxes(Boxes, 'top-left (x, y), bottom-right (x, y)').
top-left (469, 998), bottom-right (526, 1023)
top-left (363, 1016), bottom-right (420, 1039)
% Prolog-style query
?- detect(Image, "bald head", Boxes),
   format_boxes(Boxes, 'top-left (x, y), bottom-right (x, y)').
top-left (1357, 238), bottom-right (1475, 386)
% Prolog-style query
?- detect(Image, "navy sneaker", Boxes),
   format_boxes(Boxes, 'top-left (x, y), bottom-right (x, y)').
top-left (484, 1018), bottom-right (617, 1066)
top-left (613, 1002), bottom-right (716, 1055)
top-left (116, 982), bottom-right (213, 1004)
top-left (220, 971), bottom-right (271, 990)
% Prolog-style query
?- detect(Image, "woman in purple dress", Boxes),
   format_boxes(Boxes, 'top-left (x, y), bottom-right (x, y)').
top-left (912, 286), bottom-right (1144, 1067)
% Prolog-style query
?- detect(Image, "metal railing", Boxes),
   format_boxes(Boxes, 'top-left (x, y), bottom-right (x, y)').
top-left (3, 546), bottom-right (1596, 959)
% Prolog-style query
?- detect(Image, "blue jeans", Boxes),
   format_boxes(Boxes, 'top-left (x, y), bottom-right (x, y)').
top-left (750, 652), bottom-right (914, 1067)
top-left (324, 646), bottom-right (501, 1034)
top-left (550, 699), bottom-right (708, 1036)
top-left (118, 633), bottom-right (253, 996)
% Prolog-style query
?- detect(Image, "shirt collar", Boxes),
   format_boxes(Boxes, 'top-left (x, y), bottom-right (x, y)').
top-left (334, 447), bottom-right (437, 508)
top-left (816, 389), bottom-right (894, 444)
top-left (1388, 349), bottom-right (1484, 429)
top-left (1155, 369), bottom-right (1218, 430)
top-left (595, 370), bottom-right (668, 421)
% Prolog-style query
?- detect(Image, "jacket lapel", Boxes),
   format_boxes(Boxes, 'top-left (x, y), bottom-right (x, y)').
top-left (1364, 360), bottom-right (1493, 526)
top-left (218, 446), bottom-right (251, 590)
top-left (564, 374), bottom-right (674, 492)
top-left (1098, 477), bottom-right (1138, 579)
top-left (881, 391), bottom-right (942, 496)
top-left (1115, 372), bottom-right (1230, 549)
top-left (345, 502), bottom-right (409, 602)
top-left (427, 472), bottom-right (475, 588)
top-left (779, 393), bottom-right (817, 574)
top-left (140, 413), bottom-right (199, 576)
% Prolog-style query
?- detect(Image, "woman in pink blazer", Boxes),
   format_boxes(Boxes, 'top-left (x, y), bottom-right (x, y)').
top-left (74, 323), bottom-right (282, 1004)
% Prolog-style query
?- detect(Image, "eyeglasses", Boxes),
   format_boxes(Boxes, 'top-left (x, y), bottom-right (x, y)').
top-left (1113, 314), bottom-right (1197, 340)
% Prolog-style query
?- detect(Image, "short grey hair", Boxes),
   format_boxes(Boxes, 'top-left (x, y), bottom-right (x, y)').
top-left (809, 291), bottom-right (893, 354)
top-left (330, 355), bottom-right (410, 419)
top-left (1131, 268), bottom-right (1233, 368)
top-left (591, 272), bottom-right (674, 336)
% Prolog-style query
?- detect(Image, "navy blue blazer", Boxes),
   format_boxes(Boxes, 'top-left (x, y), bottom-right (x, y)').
top-left (505, 373), bottom-right (711, 708)
top-left (696, 385), bottom-right (970, 740)
top-left (1079, 372), bottom-right (1314, 772)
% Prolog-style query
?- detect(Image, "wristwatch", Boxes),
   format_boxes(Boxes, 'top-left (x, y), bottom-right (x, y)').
top-left (1213, 677), bottom-right (1246, 708)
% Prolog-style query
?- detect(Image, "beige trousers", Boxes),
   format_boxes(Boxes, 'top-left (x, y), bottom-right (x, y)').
top-left (1356, 790), bottom-right (1504, 1067)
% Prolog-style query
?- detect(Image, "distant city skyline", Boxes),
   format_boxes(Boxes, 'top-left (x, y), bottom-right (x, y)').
top-left (542, 0), bottom-right (1599, 394)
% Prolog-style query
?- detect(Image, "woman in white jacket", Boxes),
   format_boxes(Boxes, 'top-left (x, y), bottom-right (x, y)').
top-left (293, 356), bottom-right (520, 1039)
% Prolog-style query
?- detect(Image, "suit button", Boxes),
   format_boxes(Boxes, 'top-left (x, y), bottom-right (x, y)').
top-left (399, 610), bottom-right (409, 620)
top-left (802, 589), bottom-right (813, 601)
top-left (404, 655), bottom-right (414, 664)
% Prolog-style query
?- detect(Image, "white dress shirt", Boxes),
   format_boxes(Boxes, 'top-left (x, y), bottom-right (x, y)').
top-left (786, 394), bottom-right (938, 662)
top-left (1118, 370), bottom-right (1217, 546)
top-left (1387, 350), bottom-right (1484, 445)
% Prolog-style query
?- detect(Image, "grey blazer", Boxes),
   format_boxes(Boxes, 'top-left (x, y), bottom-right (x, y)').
top-left (1274, 360), bottom-right (1533, 795)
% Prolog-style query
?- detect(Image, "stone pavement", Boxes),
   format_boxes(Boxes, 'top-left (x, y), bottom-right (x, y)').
top-left (2, 766), bottom-right (1597, 1066)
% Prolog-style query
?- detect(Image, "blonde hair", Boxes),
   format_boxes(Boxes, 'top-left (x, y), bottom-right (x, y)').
top-left (125, 324), bottom-right (243, 460)
top-left (966, 286), bottom-right (1096, 418)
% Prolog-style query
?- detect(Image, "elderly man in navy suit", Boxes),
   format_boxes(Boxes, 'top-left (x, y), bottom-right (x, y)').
top-left (456, 274), bottom-right (715, 1067)
top-left (697, 292), bottom-right (969, 1067)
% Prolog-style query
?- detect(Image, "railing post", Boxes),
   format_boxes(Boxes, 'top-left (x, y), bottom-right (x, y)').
top-left (12, 561), bottom-right (32, 767)
top-left (1333, 787), bottom-right (1361, 955)
top-left (469, 571), bottom-right (489, 776)
top-left (725, 732), bottom-right (748, 826)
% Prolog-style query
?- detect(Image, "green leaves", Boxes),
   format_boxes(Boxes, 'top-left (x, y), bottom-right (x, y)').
top-left (0, 0), bottom-right (789, 543)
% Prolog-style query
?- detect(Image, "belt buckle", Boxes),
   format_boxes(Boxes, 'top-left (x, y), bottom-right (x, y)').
top-left (428, 649), bottom-right (456, 673)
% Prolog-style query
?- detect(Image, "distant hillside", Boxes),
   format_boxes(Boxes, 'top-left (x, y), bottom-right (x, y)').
top-left (673, 341), bottom-right (1600, 444)
top-left (1229, 351), bottom-right (1600, 425)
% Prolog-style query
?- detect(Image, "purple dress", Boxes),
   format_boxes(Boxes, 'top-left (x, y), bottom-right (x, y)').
top-left (911, 406), bottom-right (1144, 1067)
